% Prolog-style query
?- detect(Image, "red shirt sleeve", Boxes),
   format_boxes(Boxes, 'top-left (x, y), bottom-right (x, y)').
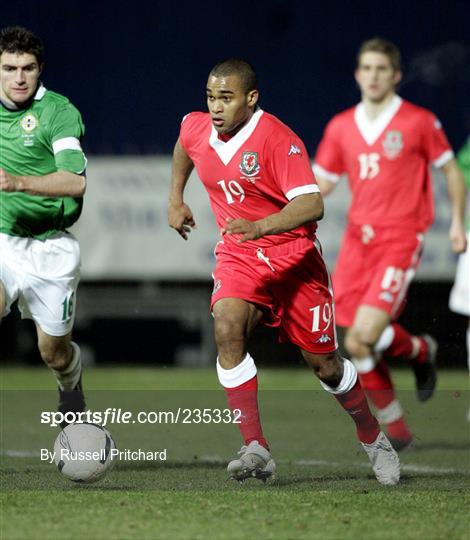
top-left (178, 113), bottom-right (193, 153)
top-left (269, 135), bottom-right (319, 200)
top-left (420, 111), bottom-right (453, 167)
top-left (314, 116), bottom-right (345, 178)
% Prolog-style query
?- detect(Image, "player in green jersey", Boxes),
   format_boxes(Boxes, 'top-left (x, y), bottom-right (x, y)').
top-left (449, 138), bottom-right (470, 419)
top-left (0, 26), bottom-right (86, 425)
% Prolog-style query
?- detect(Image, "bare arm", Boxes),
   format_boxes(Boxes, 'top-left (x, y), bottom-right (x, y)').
top-left (168, 138), bottom-right (196, 240)
top-left (315, 175), bottom-right (337, 197)
top-left (222, 192), bottom-right (324, 242)
top-left (0, 168), bottom-right (86, 197)
top-left (442, 158), bottom-right (467, 253)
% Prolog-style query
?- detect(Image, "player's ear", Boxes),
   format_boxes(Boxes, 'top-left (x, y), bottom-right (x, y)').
top-left (354, 68), bottom-right (360, 85)
top-left (38, 62), bottom-right (44, 76)
top-left (247, 89), bottom-right (259, 107)
top-left (393, 69), bottom-right (402, 85)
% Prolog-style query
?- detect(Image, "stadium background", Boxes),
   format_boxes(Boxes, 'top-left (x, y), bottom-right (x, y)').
top-left (1, 0), bottom-right (469, 366)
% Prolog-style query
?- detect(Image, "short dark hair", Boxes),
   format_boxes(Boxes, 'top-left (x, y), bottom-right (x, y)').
top-left (0, 26), bottom-right (44, 66)
top-left (357, 37), bottom-right (401, 71)
top-left (209, 59), bottom-right (258, 93)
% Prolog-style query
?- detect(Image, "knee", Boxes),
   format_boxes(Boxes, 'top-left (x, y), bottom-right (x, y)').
top-left (302, 350), bottom-right (343, 387)
top-left (344, 327), bottom-right (378, 358)
top-left (344, 331), bottom-right (363, 358)
top-left (38, 341), bottom-right (71, 370)
top-left (214, 316), bottom-right (246, 350)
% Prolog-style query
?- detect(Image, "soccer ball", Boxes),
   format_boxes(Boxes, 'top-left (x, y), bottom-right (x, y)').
top-left (53, 423), bottom-right (117, 483)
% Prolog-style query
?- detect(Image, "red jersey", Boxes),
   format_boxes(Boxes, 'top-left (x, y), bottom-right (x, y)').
top-left (179, 109), bottom-right (320, 248)
top-left (313, 96), bottom-right (453, 232)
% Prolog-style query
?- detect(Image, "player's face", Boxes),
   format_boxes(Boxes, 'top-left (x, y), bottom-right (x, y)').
top-left (355, 52), bottom-right (401, 103)
top-left (0, 52), bottom-right (42, 107)
top-left (206, 74), bottom-right (258, 136)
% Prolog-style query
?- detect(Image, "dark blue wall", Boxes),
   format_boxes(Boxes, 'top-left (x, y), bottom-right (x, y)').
top-left (4, 0), bottom-right (470, 154)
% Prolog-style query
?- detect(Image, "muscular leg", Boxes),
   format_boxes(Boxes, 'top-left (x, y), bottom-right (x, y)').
top-left (36, 324), bottom-right (85, 427)
top-left (0, 280), bottom-right (6, 319)
top-left (302, 347), bottom-right (400, 485)
top-left (344, 305), bottom-right (391, 361)
top-left (213, 297), bottom-right (263, 368)
top-left (36, 325), bottom-right (73, 370)
top-left (301, 349), bottom-right (380, 444)
top-left (213, 298), bottom-right (269, 450)
top-left (36, 325), bottom-right (83, 392)
top-left (344, 305), bottom-right (412, 448)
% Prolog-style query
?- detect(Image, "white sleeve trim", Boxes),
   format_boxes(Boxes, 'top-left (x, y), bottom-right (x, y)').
top-left (312, 163), bottom-right (341, 183)
top-left (285, 184), bottom-right (320, 201)
top-left (52, 137), bottom-right (83, 155)
top-left (433, 149), bottom-right (454, 169)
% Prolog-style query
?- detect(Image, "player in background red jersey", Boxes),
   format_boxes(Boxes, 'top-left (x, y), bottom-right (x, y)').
top-left (313, 38), bottom-right (467, 450)
top-left (168, 58), bottom-right (400, 486)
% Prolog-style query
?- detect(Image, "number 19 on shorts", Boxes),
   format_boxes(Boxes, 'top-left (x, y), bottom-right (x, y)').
top-left (309, 302), bottom-right (332, 332)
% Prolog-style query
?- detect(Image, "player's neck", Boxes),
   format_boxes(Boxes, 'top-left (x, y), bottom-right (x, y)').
top-left (217, 110), bottom-right (255, 142)
top-left (0, 93), bottom-right (33, 111)
top-left (362, 93), bottom-right (396, 121)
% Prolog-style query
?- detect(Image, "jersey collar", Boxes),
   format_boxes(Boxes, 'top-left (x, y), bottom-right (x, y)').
top-left (354, 95), bottom-right (403, 146)
top-left (209, 108), bottom-right (264, 165)
top-left (34, 83), bottom-right (46, 100)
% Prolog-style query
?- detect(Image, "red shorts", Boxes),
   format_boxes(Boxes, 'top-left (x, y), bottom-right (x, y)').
top-left (211, 237), bottom-right (338, 354)
top-left (332, 224), bottom-right (424, 328)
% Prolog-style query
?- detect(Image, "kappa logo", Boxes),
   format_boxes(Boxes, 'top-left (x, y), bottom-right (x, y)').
top-left (239, 151), bottom-right (260, 178)
top-left (361, 224), bottom-right (375, 245)
top-left (382, 130), bottom-right (403, 159)
top-left (315, 334), bottom-right (332, 344)
top-left (212, 279), bottom-right (222, 295)
top-left (379, 291), bottom-right (394, 303)
top-left (288, 144), bottom-right (302, 156)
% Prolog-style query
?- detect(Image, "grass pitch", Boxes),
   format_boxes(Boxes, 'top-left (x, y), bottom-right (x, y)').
top-left (1, 366), bottom-right (469, 540)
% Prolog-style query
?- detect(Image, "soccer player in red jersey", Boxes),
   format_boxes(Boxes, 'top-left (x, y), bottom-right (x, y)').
top-left (168, 58), bottom-right (400, 485)
top-left (313, 38), bottom-right (467, 450)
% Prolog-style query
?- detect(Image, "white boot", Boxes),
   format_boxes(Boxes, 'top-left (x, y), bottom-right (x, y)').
top-left (227, 440), bottom-right (276, 482)
top-left (362, 432), bottom-right (400, 486)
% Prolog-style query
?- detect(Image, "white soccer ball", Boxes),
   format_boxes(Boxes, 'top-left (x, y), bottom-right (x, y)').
top-left (53, 423), bottom-right (117, 483)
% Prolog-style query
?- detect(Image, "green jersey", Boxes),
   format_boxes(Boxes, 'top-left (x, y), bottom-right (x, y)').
top-left (456, 138), bottom-right (470, 231)
top-left (0, 84), bottom-right (86, 239)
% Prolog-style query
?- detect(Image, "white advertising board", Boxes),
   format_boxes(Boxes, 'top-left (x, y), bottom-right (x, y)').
top-left (71, 157), bottom-right (459, 280)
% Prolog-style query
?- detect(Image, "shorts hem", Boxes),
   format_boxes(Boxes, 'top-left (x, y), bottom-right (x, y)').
top-left (23, 313), bottom-right (74, 337)
top-left (211, 294), bottom-right (281, 328)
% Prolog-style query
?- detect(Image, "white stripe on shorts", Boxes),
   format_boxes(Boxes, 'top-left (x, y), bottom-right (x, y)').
top-left (390, 233), bottom-right (424, 318)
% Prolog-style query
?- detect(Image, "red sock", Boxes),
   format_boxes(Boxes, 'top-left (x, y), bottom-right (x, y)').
top-left (387, 417), bottom-right (413, 440)
top-left (385, 323), bottom-right (414, 358)
top-left (359, 359), bottom-right (412, 440)
top-left (385, 323), bottom-right (428, 363)
top-left (359, 358), bottom-right (396, 409)
top-left (334, 379), bottom-right (380, 444)
top-left (413, 337), bottom-right (429, 364)
top-left (224, 375), bottom-right (268, 449)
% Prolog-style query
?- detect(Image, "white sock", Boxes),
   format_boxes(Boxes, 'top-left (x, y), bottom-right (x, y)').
top-left (216, 353), bottom-right (257, 388)
top-left (352, 355), bottom-right (376, 374)
top-left (52, 342), bottom-right (82, 391)
top-left (320, 358), bottom-right (358, 394)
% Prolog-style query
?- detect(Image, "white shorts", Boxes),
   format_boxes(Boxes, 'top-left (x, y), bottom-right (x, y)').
top-left (449, 232), bottom-right (470, 317)
top-left (0, 232), bottom-right (81, 336)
